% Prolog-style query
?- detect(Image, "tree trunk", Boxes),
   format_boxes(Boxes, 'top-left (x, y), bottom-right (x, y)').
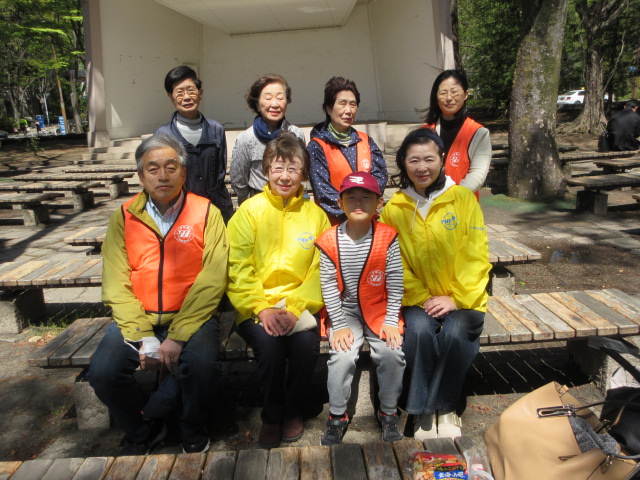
top-left (68, 68), bottom-right (84, 134)
top-left (508, 0), bottom-right (568, 200)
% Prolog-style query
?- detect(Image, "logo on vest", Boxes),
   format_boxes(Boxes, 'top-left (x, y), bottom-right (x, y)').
top-left (174, 225), bottom-right (194, 243)
top-left (367, 269), bottom-right (384, 287)
top-left (441, 213), bottom-right (458, 230)
top-left (297, 232), bottom-right (315, 250)
top-left (450, 152), bottom-right (461, 167)
top-left (361, 158), bottom-right (371, 171)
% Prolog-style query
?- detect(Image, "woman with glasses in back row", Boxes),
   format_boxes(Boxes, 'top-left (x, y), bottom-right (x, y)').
top-left (419, 69), bottom-right (491, 200)
top-left (227, 132), bottom-right (330, 449)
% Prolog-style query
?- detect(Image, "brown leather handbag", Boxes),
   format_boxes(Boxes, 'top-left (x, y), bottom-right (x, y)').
top-left (484, 381), bottom-right (640, 480)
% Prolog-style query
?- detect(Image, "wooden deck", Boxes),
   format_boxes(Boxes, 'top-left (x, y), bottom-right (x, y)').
top-left (593, 156), bottom-right (640, 174)
top-left (29, 288), bottom-right (640, 369)
top-left (0, 437), bottom-right (473, 480)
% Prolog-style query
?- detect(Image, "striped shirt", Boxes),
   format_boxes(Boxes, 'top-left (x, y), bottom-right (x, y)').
top-left (146, 190), bottom-right (185, 237)
top-left (320, 222), bottom-right (403, 331)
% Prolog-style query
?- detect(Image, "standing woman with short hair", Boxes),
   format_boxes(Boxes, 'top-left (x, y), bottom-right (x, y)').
top-left (380, 128), bottom-right (490, 441)
top-left (419, 69), bottom-right (491, 199)
top-left (307, 76), bottom-right (387, 225)
top-left (231, 74), bottom-right (305, 205)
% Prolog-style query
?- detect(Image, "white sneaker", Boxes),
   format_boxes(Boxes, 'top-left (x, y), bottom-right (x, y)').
top-left (413, 413), bottom-right (438, 440)
top-left (436, 411), bottom-right (462, 439)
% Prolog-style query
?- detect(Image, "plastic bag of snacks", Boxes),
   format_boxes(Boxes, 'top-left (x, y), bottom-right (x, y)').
top-left (412, 452), bottom-right (467, 480)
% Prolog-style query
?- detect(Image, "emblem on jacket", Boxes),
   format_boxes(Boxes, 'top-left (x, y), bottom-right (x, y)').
top-left (361, 158), bottom-right (371, 171)
top-left (297, 232), bottom-right (315, 249)
top-left (174, 225), bottom-right (195, 243)
top-left (441, 213), bottom-right (458, 231)
top-left (367, 270), bottom-right (384, 287)
top-left (450, 151), bottom-right (460, 167)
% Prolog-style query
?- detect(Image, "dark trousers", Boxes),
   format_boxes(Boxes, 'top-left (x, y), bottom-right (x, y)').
top-left (237, 320), bottom-right (319, 424)
top-left (402, 307), bottom-right (484, 416)
top-left (88, 318), bottom-right (220, 442)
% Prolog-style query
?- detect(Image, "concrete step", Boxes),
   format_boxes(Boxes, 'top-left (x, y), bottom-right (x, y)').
top-left (109, 137), bottom-right (142, 148)
top-left (81, 152), bottom-right (136, 162)
top-left (87, 146), bottom-right (137, 155)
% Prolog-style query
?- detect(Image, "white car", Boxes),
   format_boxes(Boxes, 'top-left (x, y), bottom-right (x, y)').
top-left (557, 90), bottom-right (585, 105)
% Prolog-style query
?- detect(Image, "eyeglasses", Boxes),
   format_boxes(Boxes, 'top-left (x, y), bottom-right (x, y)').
top-left (270, 165), bottom-right (302, 175)
top-left (173, 88), bottom-right (199, 100)
top-left (437, 89), bottom-right (464, 100)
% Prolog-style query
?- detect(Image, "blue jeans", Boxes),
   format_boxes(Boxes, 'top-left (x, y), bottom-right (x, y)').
top-left (237, 320), bottom-right (319, 424)
top-left (402, 307), bottom-right (484, 415)
top-left (88, 318), bottom-right (221, 442)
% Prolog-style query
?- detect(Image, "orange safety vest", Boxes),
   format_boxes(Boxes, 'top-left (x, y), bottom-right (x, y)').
top-left (311, 132), bottom-right (373, 191)
top-left (123, 192), bottom-right (210, 314)
top-left (423, 118), bottom-right (483, 200)
top-left (315, 221), bottom-right (404, 336)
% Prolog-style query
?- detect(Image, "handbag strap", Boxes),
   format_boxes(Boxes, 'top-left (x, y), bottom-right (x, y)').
top-left (587, 337), bottom-right (640, 385)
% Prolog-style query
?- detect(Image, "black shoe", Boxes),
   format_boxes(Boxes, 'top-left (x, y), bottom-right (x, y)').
top-left (377, 410), bottom-right (403, 442)
top-left (119, 420), bottom-right (167, 456)
top-left (321, 413), bottom-right (349, 446)
top-left (181, 430), bottom-right (210, 454)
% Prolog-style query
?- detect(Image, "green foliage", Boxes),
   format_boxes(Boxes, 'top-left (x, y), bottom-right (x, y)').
top-left (558, 5), bottom-right (585, 92)
top-left (25, 135), bottom-right (44, 154)
top-left (457, 0), bottom-right (522, 115)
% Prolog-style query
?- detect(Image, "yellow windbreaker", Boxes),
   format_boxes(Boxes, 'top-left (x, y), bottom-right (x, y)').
top-left (380, 184), bottom-right (490, 312)
top-left (101, 190), bottom-right (229, 342)
top-left (227, 184), bottom-right (330, 324)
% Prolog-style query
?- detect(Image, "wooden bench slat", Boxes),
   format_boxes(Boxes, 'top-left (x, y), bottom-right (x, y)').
top-left (515, 294), bottom-right (575, 339)
top-left (0, 260), bottom-right (47, 285)
top-left (36, 259), bottom-right (86, 286)
top-left (72, 457), bottom-right (115, 480)
top-left (17, 260), bottom-right (73, 286)
top-left (49, 317), bottom-right (111, 367)
top-left (60, 258), bottom-right (102, 285)
top-left (487, 239), bottom-right (513, 263)
top-left (0, 260), bottom-right (49, 287)
top-left (488, 238), bottom-right (527, 262)
top-left (531, 293), bottom-right (597, 336)
top-left (28, 317), bottom-right (96, 367)
top-left (0, 261), bottom-right (21, 277)
top-left (0, 461), bottom-right (23, 480)
top-left (480, 311), bottom-right (510, 344)
top-left (30, 260), bottom-right (80, 287)
top-left (493, 295), bottom-right (554, 341)
top-left (233, 449), bottom-right (268, 480)
top-left (362, 441), bottom-right (402, 480)
top-left (331, 442), bottom-right (368, 480)
top-left (566, 172), bottom-right (640, 190)
top-left (392, 439), bottom-right (424, 480)
top-left (203, 451), bottom-right (237, 480)
top-left (9, 459), bottom-right (54, 480)
top-left (604, 288), bottom-right (640, 313)
top-left (84, 260), bottom-right (104, 284)
top-left (41, 458), bottom-right (84, 480)
top-left (299, 446), bottom-right (331, 480)
top-left (549, 291), bottom-right (619, 336)
top-left (487, 297), bottom-right (533, 342)
top-left (266, 447), bottom-right (299, 480)
top-left (104, 455), bottom-right (145, 479)
top-left (567, 291), bottom-right (639, 335)
top-left (64, 226), bottom-right (104, 243)
top-left (71, 318), bottom-right (111, 366)
top-left (499, 237), bottom-right (542, 261)
top-left (168, 452), bottom-right (206, 480)
top-left (585, 291), bottom-right (640, 326)
top-left (136, 454), bottom-right (175, 480)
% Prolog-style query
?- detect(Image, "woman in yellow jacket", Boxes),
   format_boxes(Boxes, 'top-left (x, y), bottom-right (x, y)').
top-left (227, 132), bottom-right (330, 449)
top-left (380, 128), bottom-right (490, 441)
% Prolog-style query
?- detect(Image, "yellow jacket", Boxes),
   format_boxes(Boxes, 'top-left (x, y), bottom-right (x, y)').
top-left (227, 184), bottom-right (330, 324)
top-left (101, 190), bottom-right (229, 342)
top-left (380, 184), bottom-right (490, 312)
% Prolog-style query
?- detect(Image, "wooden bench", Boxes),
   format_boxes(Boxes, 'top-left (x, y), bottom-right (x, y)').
top-left (63, 166), bottom-right (137, 174)
top-left (0, 192), bottom-right (61, 226)
top-left (63, 225), bottom-right (108, 254)
top-left (0, 181), bottom-right (99, 210)
top-left (0, 436), bottom-right (476, 479)
top-left (14, 172), bottom-right (134, 198)
top-left (593, 156), bottom-right (640, 174)
top-left (565, 172), bottom-right (640, 215)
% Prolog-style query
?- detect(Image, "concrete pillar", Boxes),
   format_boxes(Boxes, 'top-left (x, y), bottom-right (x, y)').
top-left (0, 289), bottom-right (46, 333)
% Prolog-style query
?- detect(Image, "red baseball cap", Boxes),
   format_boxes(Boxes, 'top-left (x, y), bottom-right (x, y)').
top-left (339, 171), bottom-right (381, 196)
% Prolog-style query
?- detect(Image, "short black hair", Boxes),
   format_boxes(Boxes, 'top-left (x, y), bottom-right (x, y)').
top-left (322, 76), bottom-right (360, 124)
top-left (164, 65), bottom-right (202, 94)
top-left (625, 99), bottom-right (640, 109)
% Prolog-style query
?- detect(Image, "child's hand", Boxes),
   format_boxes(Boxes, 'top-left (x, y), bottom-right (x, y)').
top-left (380, 325), bottom-right (403, 349)
top-left (423, 296), bottom-right (457, 318)
top-left (331, 328), bottom-right (354, 352)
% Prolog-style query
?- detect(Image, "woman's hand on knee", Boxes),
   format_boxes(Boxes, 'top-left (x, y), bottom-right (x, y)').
top-left (258, 309), bottom-right (284, 336)
top-left (380, 325), bottom-right (403, 349)
top-left (423, 296), bottom-right (457, 318)
top-left (276, 310), bottom-right (298, 335)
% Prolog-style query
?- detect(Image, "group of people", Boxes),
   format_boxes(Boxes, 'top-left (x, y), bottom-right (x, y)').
top-left (88, 65), bottom-right (492, 455)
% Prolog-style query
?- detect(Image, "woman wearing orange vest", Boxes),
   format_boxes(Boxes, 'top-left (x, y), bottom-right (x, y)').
top-left (419, 69), bottom-right (491, 200)
top-left (307, 76), bottom-right (387, 224)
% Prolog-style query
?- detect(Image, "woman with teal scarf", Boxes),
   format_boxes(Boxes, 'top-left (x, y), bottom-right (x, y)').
top-left (230, 74), bottom-right (305, 205)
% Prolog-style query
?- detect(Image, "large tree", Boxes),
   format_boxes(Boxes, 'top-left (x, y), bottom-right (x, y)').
top-left (562, 0), bottom-right (629, 133)
top-left (508, 0), bottom-right (569, 200)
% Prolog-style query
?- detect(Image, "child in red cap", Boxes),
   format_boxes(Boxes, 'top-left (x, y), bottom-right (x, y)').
top-left (315, 171), bottom-right (405, 445)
